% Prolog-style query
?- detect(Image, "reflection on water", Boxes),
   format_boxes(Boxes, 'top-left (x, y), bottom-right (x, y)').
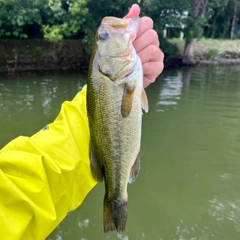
top-left (0, 73), bottom-right (85, 146)
top-left (1, 66), bottom-right (240, 239)
top-left (157, 71), bottom-right (183, 109)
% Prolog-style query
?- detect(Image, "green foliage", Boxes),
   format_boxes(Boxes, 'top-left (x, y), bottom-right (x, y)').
top-left (48, 0), bottom-right (61, 11)
top-left (0, 0), bottom-right (240, 55)
top-left (0, 0), bottom-right (46, 38)
top-left (160, 38), bottom-right (180, 57)
top-left (64, 0), bottom-right (95, 53)
top-left (184, 17), bottom-right (204, 42)
top-left (141, 0), bottom-right (189, 34)
top-left (42, 25), bottom-right (63, 43)
top-left (204, 0), bottom-right (235, 38)
top-left (207, 48), bottom-right (220, 59)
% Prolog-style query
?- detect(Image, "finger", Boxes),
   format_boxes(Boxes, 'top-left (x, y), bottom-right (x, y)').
top-left (137, 17), bottom-right (153, 38)
top-left (134, 29), bottom-right (159, 54)
top-left (142, 59), bottom-right (164, 86)
top-left (138, 44), bottom-right (163, 64)
top-left (143, 76), bottom-right (156, 88)
top-left (124, 4), bottom-right (140, 19)
top-left (143, 60), bottom-right (164, 88)
top-left (137, 44), bottom-right (162, 64)
top-left (142, 46), bottom-right (164, 88)
top-left (143, 60), bottom-right (164, 80)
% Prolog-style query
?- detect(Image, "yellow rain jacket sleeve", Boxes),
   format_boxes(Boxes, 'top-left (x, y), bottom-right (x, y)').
top-left (0, 86), bottom-right (97, 240)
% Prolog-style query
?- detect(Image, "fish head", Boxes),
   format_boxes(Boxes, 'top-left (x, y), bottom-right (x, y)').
top-left (95, 16), bottom-right (140, 81)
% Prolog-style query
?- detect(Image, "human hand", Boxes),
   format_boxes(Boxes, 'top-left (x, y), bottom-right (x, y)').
top-left (124, 4), bottom-right (164, 88)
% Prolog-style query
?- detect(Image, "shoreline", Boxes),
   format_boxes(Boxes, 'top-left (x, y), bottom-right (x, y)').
top-left (1, 39), bottom-right (240, 74)
top-left (164, 55), bottom-right (240, 69)
top-left (2, 55), bottom-right (240, 75)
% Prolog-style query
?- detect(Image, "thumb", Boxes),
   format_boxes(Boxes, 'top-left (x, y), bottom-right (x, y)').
top-left (124, 4), bottom-right (141, 19)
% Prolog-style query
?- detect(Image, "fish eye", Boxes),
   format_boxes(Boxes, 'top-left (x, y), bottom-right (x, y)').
top-left (98, 31), bottom-right (109, 41)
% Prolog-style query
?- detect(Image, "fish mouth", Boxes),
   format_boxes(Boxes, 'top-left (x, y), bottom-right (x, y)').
top-left (102, 17), bottom-right (129, 29)
top-left (101, 16), bottom-right (140, 41)
top-left (127, 17), bottom-right (140, 40)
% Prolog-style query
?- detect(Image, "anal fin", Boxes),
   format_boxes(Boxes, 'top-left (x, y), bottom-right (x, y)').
top-left (129, 151), bottom-right (141, 184)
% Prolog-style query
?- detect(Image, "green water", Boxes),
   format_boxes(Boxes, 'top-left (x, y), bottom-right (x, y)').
top-left (1, 66), bottom-right (240, 239)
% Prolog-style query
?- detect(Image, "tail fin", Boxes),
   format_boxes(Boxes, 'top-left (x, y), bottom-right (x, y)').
top-left (103, 195), bottom-right (128, 233)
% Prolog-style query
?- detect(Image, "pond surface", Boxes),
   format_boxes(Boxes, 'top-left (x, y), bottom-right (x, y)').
top-left (1, 65), bottom-right (240, 240)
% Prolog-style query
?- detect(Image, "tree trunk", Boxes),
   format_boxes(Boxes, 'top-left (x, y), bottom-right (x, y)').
top-left (230, 13), bottom-right (237, 39)
top-left (183, 38), bottom-right (194, 65)
top-left (211, 15), bottom-right (217, 38)
top-left (230, 3), bottom-right (240, 39)
top-left (183, 0), bottom-right (208, 65)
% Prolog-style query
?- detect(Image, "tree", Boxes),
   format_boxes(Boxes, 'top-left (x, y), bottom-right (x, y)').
top-left (206, 0), bottom-right (228, 38)
top-left (183, 0), bottom-right (208, 65)
top-left (0, 0), bottom-right (65, 39)
top-left (227, 0), bottom-right (240, 38)
top-left (0, 0), bottom-right (44, 38)
top-left (140, 0), bottom-right (189, 35)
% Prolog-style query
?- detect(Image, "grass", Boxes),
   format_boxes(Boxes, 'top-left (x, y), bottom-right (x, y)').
top-left (168, 38), bottom-right (240, 59)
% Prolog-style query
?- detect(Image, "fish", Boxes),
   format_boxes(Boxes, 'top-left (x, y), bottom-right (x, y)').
top-left (86, 15), bottom-right (148, 233)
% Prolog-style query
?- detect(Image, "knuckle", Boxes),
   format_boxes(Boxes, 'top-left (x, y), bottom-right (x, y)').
top-left (159, 49), bottom-right (165, 60)
top-left (149, 44), bottom-right (159, 57)
top-left (143, 62), bottom-right (152, 74)
top-left (151, 29), bottom-right (159, 40)
top-left (146, 29), bottom-right (159, 46)
top-left (141, 16), bottom-right (154, 29)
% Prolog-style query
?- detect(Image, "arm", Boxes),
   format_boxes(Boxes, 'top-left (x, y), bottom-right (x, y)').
top-left (0, 86), bottom-right (97, 240)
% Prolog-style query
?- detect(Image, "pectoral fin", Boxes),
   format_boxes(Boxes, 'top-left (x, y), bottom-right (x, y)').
top-left (129, 151), bottom-right (141, 184)
top-left (121, 83), bottom-right (135, 118)
top-left (141, 88), bottom-right (149, 113)
top-left (90, 145), bottom-right (103, 182)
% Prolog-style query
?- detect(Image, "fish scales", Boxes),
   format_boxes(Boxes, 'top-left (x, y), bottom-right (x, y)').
top-left (90, 75), bottom-right (142, 189)
top-left (87, 16), bottom-right (148, 233)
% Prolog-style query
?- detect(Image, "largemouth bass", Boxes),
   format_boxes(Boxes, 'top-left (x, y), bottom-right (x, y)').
top-left (86, 16), bottom-right (148, 233)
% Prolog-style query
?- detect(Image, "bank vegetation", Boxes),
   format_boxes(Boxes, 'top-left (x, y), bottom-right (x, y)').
top-left (1, 0), bottom-right (240, 72)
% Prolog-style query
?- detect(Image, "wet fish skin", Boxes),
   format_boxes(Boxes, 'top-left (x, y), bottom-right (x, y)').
top-left (87, 16), bottom-right (148, 233)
